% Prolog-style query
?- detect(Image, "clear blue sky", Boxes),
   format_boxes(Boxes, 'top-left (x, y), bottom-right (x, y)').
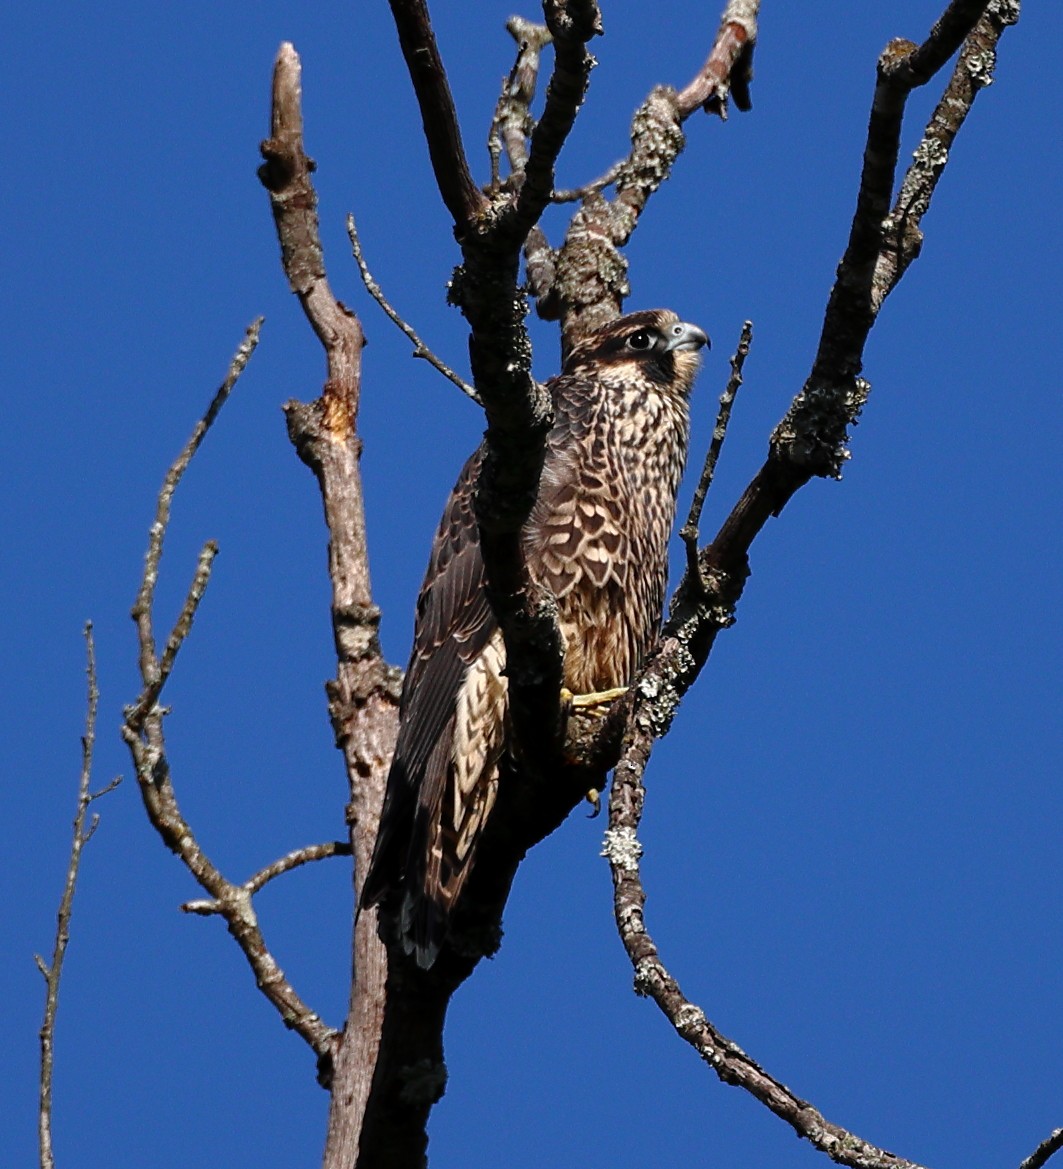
top-left (5, 4), bottom-right (1060, 1167)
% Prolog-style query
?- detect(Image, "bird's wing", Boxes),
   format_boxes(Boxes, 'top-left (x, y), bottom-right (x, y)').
top-left (360, 447), bottom-right (497, 911)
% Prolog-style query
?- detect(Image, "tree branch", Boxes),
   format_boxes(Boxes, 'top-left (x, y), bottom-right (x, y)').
top-left (258, 40), bottom-right (404, 1165)
top-left (37, 623), bottom-right (120, 1169)
top-left (807, 0), bottom-right (1002, 394)
top-left (675, 0), bottom-right (758, 117)
top-left (605, 742), bottom-right (928, 1169)
top-left (244, 840), bottom-right (352, 894)
top-left (385, 0), bottom-right (488, 232)
top-left (510, 0), bottom-right (601, 238)
top-left (122, 321), bottom-right (340, 1063)
top-left (128, 321), bottom-right (260, 709)
top-left (1020, 1129), bottom-right (1063, 1169)
top-left (680, 320), bottom-right (752, 587)
top-left (873, 0), bottom-right (1018, 308)
top-left (180, 841), bottom-right (354, 911)
top-left (488, 17), bottom-right (553, 188)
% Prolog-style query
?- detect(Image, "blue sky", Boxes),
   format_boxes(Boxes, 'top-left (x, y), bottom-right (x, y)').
top-left (5, 3), bottom-right (1060, 1167)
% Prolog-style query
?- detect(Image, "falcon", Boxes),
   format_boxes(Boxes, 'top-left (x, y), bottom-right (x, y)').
top-left (361, 309), bottom-right (709, 967)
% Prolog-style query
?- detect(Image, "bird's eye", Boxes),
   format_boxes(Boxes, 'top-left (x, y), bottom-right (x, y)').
top-left (625, 329), bottom-right (655, 352)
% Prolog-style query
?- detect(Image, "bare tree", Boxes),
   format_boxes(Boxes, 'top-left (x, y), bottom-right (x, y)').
top-left (93, 2), bottom-right (1060, 1168)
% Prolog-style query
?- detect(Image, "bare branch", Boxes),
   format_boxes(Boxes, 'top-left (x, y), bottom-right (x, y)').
top-left (1020, 1129), bottom-right (1063, 1169)
top-left (511, 0), bottom-right (602, 237)
top-left (123, 626), bottom-right (338, 1062)
top-left (597, 8), bottom-right (1021, 1166)
top-left (125, 315), bottom-right (261, 725)
top-left (245, 841), bottom-right (353, 896)
top-left (258, 40), bottom-right (403, 1163)
top-left (874, 1), bottom-right (1018, 308)
top-left (895, 0), bottom-right (998, 85)
top-left (38, 624), bottom-right (120, 1169)
top-left (675, 0), bottom-right (759, 118)
top-left (181, 842), bottom-right (354, 912)
top-left (550, 159), bottom-right (622, 203)
top-left (385, 1), bottom-right (488, 231)
top-left (680, 321), bottom-right (752, 586)
top-left (658, 3), bottom-right (1016, 674)
top-left (122, 315), bottom-right (338, 1061)
top-left (129, 319), bottom-right (261, 692)
top-left (605, 735), bottom-right (928, 1169)
top-left (808, 0), bottom-right (996, 395)
top-left (488, 17), bottom-right (553, 187)
top-left (346, 214), bottom-right (479, 403)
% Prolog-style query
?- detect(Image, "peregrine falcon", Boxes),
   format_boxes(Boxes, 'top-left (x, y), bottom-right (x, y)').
top-left (361, 309), bottom-right (709, 967)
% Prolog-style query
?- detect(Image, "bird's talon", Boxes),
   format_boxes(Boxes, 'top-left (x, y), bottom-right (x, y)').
top-left (586, 788), bottom-right (601, 818)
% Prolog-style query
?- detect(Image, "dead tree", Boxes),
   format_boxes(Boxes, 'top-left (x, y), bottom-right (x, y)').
top-left (111, 3), bottom-right (1061, 1169)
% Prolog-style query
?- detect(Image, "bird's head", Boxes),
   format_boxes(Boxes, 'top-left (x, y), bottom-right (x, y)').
top-left (562, 309), bottom-right (710, 396)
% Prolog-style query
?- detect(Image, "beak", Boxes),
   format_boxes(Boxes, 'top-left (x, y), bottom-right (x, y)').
top-left (664, 321), bottom-right (710, 353)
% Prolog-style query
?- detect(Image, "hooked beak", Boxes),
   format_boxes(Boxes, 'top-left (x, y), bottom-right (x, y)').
top-left (663, 320), bottom-right (710, 353)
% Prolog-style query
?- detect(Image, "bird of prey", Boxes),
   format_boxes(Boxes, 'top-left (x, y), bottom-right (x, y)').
top-left (361, 309), bottom-right (709, 967)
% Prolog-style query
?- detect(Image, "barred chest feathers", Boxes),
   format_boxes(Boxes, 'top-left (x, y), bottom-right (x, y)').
top-left (525, 359), bottom-right (694, 696)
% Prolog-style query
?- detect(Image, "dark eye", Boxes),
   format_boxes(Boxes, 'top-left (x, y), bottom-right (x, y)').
top-left (625, 329), bottom-right (655, 352)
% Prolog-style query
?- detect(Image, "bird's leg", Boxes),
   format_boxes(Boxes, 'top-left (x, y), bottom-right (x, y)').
top-left (559, 687), bottom-right (628, 818)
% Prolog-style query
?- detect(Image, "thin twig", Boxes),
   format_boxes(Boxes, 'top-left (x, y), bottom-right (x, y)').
top-left (346, 213), bottom-right (480, 403)
top-left (126, 317), bottom-right (261, 726)
top-left (182, 841), bottom-right (353, 912)
top-left (246, 841), bottom-right (353, 895)
top-left (680, 321), bottom-right (752, 586)
top-left (37, 623), bottom-right (121, 1169)
top-left (129, 319), bottom-right (261, 694)
top-left (1019, 1129), bottom-right (1063, 1169)
top-left (550, 159), bottom-right (623, 203)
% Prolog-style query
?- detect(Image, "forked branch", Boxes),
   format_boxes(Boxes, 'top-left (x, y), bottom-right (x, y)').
top-left (121, 321), bottom-right (338, 1062)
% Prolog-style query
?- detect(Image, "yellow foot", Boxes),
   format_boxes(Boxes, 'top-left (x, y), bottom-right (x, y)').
top-left (562, 685), bottom-right (629, 712)
top-left (585, 787), bottom-right (602, 818)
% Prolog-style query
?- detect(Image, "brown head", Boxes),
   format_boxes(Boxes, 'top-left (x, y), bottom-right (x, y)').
top-left (562, 309), bottom-right (710, 396)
